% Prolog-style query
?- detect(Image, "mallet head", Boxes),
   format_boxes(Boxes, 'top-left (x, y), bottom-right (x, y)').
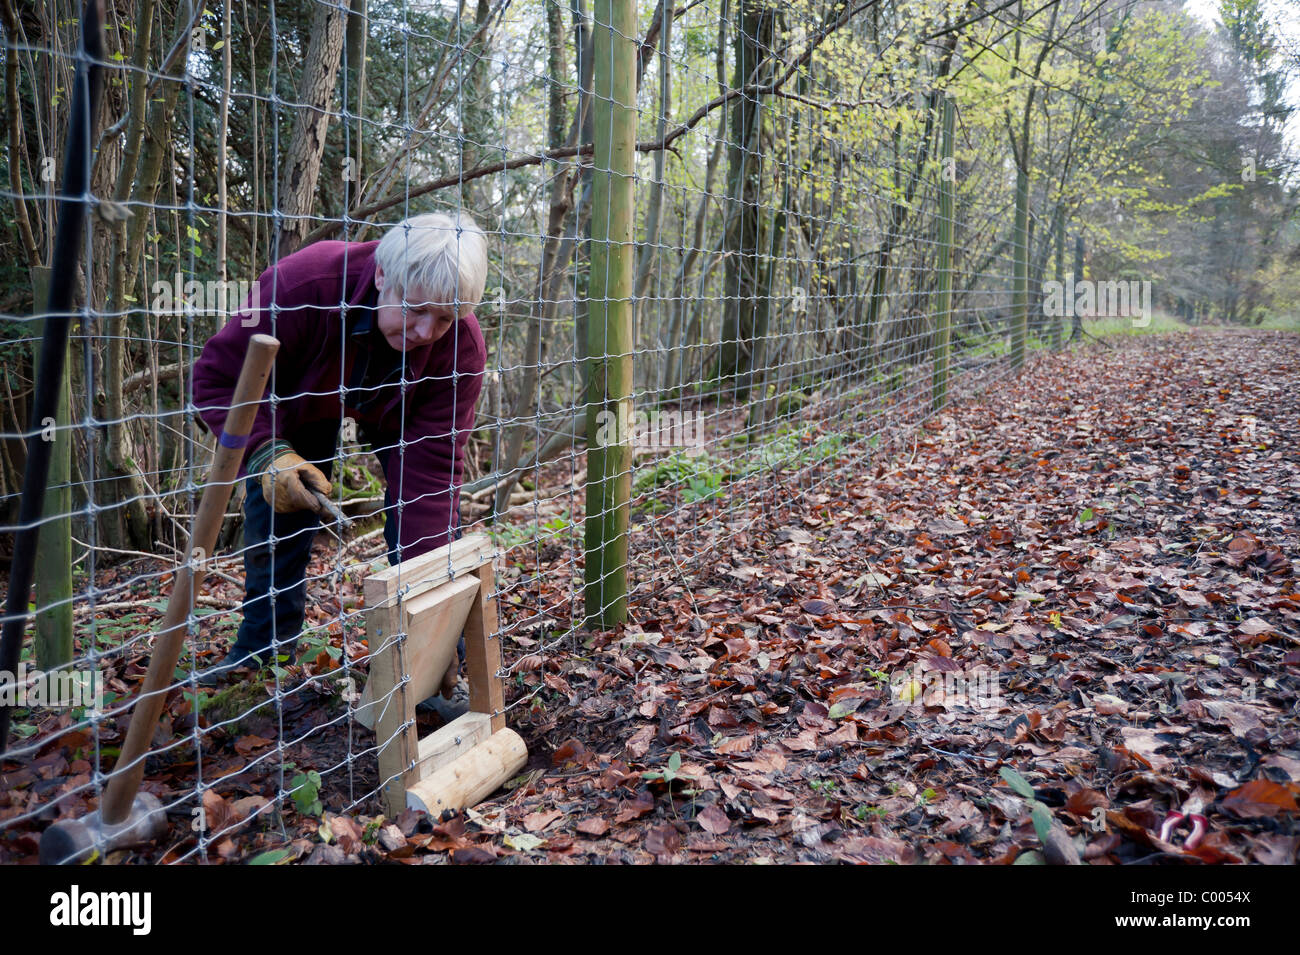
top-left (40, 791), bottom-right (168, 864)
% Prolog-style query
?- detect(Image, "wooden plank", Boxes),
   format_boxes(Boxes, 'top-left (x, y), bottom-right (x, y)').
top-left (354, 573), bottom-right (479, 730)
top-left (352, 673), bottom-right (380, 731)
top-left (363, 533), bottom-right (494, 610)
top-left (463, 561), bottom-right (505, 732)
top-left (413, 711), bottom-right (493, 782)
top-left (352, 675), bottom-right (397, 732)
top-left (399, 574), bottom-right (479, 708)
top-left (367, 597), bottom-right (411, 817)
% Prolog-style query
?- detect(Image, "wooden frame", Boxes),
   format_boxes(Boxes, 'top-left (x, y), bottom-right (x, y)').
top-left (356, 533), bottom-right (527, 817)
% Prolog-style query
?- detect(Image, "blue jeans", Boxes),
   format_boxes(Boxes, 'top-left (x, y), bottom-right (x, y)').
top-left (233, 445), bottom-right (461, 660)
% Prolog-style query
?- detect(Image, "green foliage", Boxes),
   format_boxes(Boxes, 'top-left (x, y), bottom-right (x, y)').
top-left (488, 521), bottom-right (536, 552)
top-left (289, 769), bottom-right (324, 817)
top-left (740, 428), bottom-right (846, 475)
top-left (541, 510), bottom-right (572, 535)
top-left (642, 750), bottom-right (682, 784)
top-left (683, 470), bottom-right (723, 504)
top-left (1077, 313), bottom-right (1187, 339)
top-left (248, 847), bottom-right (294, 865)
top-left (86, 613), bottom-right (148, 651)
top-left (634, 452), bottom-right (727, 505)
top-left (999, 767), bottom-right (1036, 799)
top-left (0, 320), bottom-right (32, 370)
top-left (203, 681), bottom-right (272, 731)
top-left (629, 428), bottom-right (850, 510)
top-left (1000, 767), bottom-right (1078, 860)
top-left (487, 509), bottom-right (572, 555)
top-left (298, 630), bottom-right (342, 667)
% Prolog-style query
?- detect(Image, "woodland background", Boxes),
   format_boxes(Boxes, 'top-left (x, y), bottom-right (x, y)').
top-left (2, 0), bottom-right (1296, 561)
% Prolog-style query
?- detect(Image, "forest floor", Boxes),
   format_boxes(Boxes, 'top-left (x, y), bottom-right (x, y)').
top-left (3, 328), bottom-right (1298, 864)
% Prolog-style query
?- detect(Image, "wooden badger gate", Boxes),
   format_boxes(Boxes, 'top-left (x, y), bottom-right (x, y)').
top-left (353, 533), bottom-right (527, 817)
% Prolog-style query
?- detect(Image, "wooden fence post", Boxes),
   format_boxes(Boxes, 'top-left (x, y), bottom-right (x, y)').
top-left (1011, 159), bottom-right (1030, 369)
top-left (932, 95), bottom-right (955, 412)
top-left (33, 267), bottom-right (73, 671)
top-left (584, 0), bottom-right (636, 629)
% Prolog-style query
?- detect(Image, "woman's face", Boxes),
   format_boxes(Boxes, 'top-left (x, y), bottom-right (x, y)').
top-left (374, 264), bottom-right (457, 351)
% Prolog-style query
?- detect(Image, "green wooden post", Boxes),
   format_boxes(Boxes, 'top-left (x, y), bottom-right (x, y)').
top-left (1071, 233), bottom-right (1085, 342)
top-left (1011, 161), bottom-right (1029, 369)
top-left (33, 265), bottom-right (74, 670)
top-left (1051, 208), bottom-right (1064, 349)
top-left (932, 95), bottom-right (954, 411)
top-left (584, 0), bottom-right (635, 629)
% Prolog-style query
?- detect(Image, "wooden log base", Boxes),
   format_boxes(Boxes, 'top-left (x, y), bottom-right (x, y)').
top-left (404, 728), bottom-right (528, 815)
top-left (414, 711), bottom-right (493, 779)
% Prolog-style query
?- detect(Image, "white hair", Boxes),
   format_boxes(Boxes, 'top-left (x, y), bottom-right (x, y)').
top-left (374, 211), bottom-right (488, 317)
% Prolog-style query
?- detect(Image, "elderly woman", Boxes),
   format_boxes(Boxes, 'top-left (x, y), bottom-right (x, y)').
top-left (192, 212), bottom-right (489, 688)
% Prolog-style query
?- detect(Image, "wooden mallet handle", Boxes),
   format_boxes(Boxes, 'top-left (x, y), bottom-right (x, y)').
top-left (101, 334), bottom-right (278, 826)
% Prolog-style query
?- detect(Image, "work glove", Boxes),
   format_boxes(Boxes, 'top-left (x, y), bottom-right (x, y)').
top-left (250, 441), bottom-right (331, 514)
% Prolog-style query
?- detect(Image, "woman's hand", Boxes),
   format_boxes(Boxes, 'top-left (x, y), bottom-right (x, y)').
top-left (261, 449), bottom-right (331, 514)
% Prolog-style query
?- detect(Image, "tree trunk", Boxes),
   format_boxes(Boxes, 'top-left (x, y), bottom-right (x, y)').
top-left (633, 0), bottom-right (673, 364)
top-left (490, 0), bottom-right (588, 519)
top-left (460, 0), bottom-right (493, 210)
top-left (661, 3), bottom-right (728, 396)
top-left (100, 4), bottom-right (190, 552)
top-left (1011, 161), bottom-right (1030, 368)
top-left (570, 0), bottom-right (595, 401)
top-left (217, 0), bottom-right (232, 280)
top-left (1051, 204), bottom-right (1064, 349)
top-left (857, 27), bottom-right (963, 375)
top-left (276, 1), bottom-right (347, 255)
top-left (716, 1), bottom-right (775, 398)
top-left (343, 0), bottom-right (367, 195)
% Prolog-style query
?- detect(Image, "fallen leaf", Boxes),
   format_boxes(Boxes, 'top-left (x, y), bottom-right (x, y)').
top-left (646, 824), bottom-right (682, 855)
top-left (504, 832), bottom-right (546, 851)
top-left (523, 809), bottom-right (563, 832)
top-left (1092, 694), bottom-right (1129, 716)
top-left (697, 804), bottom-right (731, 835)
top-left (1118, 727), bottom-right (1174, 772)
top-left (233, 735), bottom-right (273, 756)
top-left (1221, 780), bottom-right (1300, 818)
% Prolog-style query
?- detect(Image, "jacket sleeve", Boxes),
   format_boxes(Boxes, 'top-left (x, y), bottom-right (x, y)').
top-left (191, 263), bottom-right (315, 475)
top-left (382, 320), bottom-right (486, 560)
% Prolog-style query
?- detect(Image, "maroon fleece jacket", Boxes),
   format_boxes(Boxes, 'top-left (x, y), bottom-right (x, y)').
top-left (192, 239), bottom-right (486, 558)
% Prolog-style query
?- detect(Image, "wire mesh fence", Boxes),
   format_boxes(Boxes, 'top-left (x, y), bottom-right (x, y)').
top-left (0, 0), bottom-right (1172, 861)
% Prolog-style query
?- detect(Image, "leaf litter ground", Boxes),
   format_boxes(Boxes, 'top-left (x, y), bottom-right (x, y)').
top-left (3, 329), bottom-right (1297, 864)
